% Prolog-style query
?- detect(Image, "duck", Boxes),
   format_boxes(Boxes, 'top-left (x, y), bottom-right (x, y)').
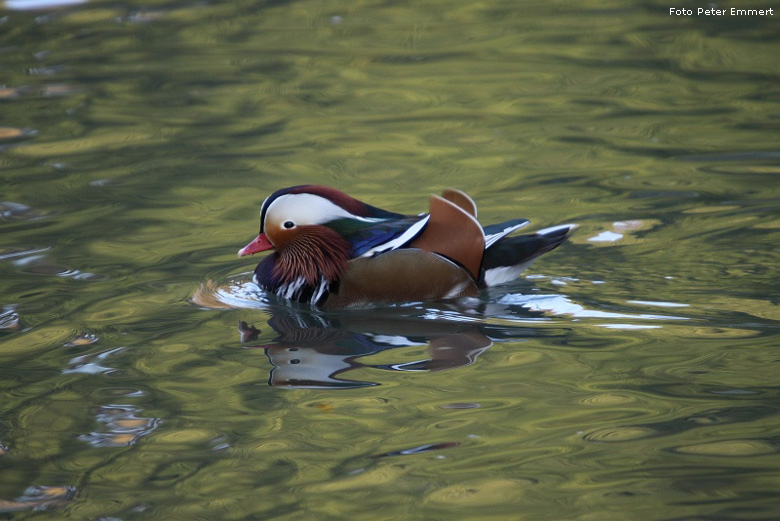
top-left (238, 185), bottom-right (574, 309)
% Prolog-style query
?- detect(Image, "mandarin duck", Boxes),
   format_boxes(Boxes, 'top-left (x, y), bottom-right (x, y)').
top-left (238, 185), bottom-right (574, 309)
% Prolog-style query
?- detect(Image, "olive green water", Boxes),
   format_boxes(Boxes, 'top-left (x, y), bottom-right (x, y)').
top-left (1, 0), bottom-right (779, 519)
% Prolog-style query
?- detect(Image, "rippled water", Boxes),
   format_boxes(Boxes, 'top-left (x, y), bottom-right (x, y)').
top-left (1, 0), bottom-right (779, 519)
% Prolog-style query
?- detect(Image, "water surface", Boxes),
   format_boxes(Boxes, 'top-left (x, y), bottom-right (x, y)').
top-left (1, 0), bottom-right (779, 519)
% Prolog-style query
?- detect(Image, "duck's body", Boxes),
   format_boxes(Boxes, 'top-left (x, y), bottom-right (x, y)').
top-left (239, 185), bottom-right (574, 309)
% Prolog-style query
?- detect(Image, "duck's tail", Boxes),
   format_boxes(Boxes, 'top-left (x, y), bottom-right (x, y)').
top-left (479, 224), bottom-right (576, 288)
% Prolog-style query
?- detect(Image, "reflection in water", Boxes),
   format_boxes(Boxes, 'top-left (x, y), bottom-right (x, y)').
top-left (79, 405), bottom-right (160, 447)
top-left (498, 292), bottom-right (689, 323)
top-left (0, 486), bottom-right (75, 514)
top-left (64, 332), bottom-right (100, 347)
top-left (0, 201), bottom-right (46, 221)
top-left (0, 307), bottom-right (22, 330)
top-left (197, 275), bottom-right (691, 389)
top-left (11, 253), bottom-right (103, 280)
top-left (4, 0), bottom-right (87, 10)
top-left (239, 310), bottom-right (504, 389)
top-left (62, 346), bottom-right (124, 375)
top-left (369, 441), bottom-right (460, 458)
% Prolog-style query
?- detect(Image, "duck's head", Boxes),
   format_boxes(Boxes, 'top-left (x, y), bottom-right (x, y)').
top-left (239, 185), bottom-right (381, 255)
top-left (238, 185), bottom-right (401, 284)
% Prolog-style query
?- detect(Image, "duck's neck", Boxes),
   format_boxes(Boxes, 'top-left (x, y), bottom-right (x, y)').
top-left (272, 225), bottom-right (351, 286)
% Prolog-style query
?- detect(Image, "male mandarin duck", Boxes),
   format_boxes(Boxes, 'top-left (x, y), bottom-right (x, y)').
top-left (238, 185), bottom-right (574, 309)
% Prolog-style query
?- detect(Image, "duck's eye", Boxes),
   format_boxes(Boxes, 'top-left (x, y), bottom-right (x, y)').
top-left (283, 221), bottom-right (295, 229)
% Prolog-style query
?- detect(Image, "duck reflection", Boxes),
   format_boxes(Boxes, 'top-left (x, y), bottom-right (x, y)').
top-left (238, 305), bottom-right (547, 389)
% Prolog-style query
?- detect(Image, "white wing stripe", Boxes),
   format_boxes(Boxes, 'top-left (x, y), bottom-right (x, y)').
top-left (358, 215), bottom-right (430, 258)
top-left (536, 224), bottom-right (575, 236)
top-left (484, 221), bottom-right (529, 248)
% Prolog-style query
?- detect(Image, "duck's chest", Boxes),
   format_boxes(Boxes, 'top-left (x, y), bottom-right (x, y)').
top-left (253, 255), bottom-right (332, 306)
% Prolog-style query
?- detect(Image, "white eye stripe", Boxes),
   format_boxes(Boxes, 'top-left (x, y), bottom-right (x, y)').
top-left (264, 194), bottom-right (380, 226)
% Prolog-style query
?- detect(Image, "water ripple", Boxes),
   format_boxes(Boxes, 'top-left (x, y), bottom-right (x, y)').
top-left (671, 439), bottom-right (779, 457)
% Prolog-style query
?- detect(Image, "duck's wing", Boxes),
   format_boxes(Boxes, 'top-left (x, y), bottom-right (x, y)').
top-left (333, 189), bottom-right (482, 260)
top-left (327, 215), bottom-right (430, 258)
top-left (483, 219), bottom-right (530, 248)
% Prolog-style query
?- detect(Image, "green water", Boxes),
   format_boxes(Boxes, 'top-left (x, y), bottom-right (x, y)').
top-left (1, 0), bottom-right (779, 519)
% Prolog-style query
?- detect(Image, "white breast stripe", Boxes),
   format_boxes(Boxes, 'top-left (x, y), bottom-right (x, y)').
top-left (311, 277), bottom-right (329, 305)
top-left (280, 277), bottom-right (305, 299)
